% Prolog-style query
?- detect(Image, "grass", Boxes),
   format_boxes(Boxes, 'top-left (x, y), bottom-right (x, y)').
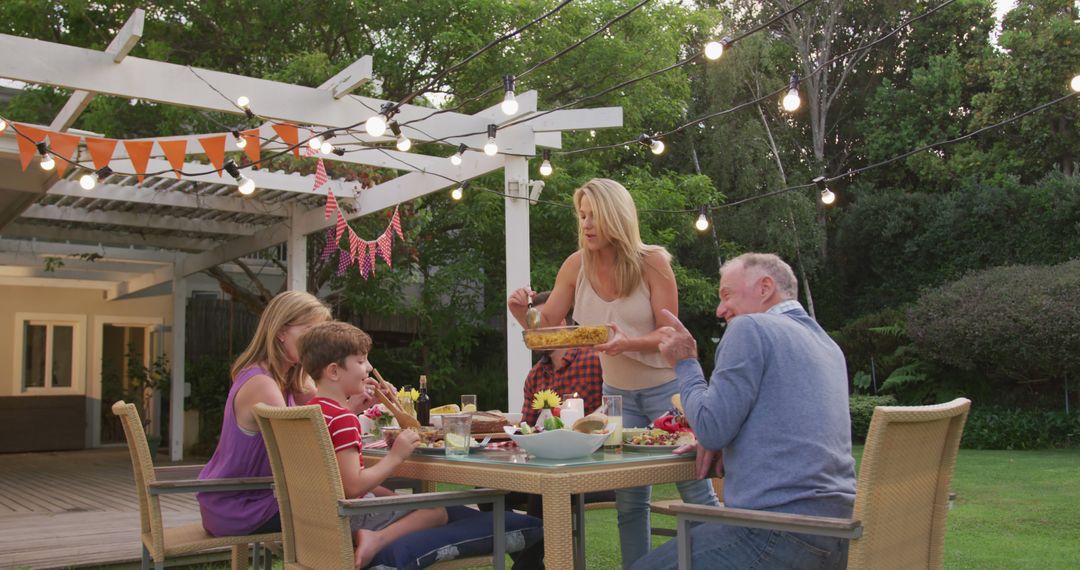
top-left (181, 446), bottom-right (1080, 569)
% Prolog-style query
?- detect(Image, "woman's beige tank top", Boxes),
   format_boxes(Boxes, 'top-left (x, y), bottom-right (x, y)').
top-left (573, 263), bottom-right (675, 390)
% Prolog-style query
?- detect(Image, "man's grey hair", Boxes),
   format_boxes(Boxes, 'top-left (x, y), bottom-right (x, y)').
top-left (721, 253), bottom-right (798, 299)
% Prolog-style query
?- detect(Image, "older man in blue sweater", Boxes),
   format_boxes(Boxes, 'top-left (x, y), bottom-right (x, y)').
top-left (632, 253), bottom-right (855, 570)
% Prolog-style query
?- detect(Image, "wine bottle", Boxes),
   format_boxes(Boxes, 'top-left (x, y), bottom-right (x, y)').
top-left (416, 375), bottom-right (431, 426)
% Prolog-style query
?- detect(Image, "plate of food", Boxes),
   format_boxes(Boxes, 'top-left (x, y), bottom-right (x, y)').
top-left (623, 429), bottom-right (694, 452)
top-left (522, 325), bottom-right (612, 350)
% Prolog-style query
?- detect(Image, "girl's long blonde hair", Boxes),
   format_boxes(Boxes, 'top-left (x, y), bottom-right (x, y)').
top-left (230, 291), bottom-right (331, 396)
top-left (573, 178), bottom-right (670, 298)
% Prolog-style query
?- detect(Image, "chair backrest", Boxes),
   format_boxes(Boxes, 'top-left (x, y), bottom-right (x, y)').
top-left (111, 400), bottom-right (164, 555)
top-left (254, 403), bottom-right (355, 570)
top-left (849, 397), bottom-right (971, 570)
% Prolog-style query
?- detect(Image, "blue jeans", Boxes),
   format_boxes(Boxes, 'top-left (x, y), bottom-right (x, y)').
top-left (630, 523), bottom-right (848, 570)
top-left (605, 381), bottom-right (721, 569)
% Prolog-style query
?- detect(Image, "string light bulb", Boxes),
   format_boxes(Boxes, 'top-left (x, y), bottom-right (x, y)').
top-left (309, 129), bottom-right (330, 151)
top-left (0, 118), bottom-right (7, 133)
top-left (450, 143), bottom-right (467, 166)
top-left (483, 124), bottom-right (499, 156)
top-left (814, 176), bottom-right (835, 206)
top-left (236, 96), bottom-right (254, 118)
top-left (320, 141), bottom-right (335, 155)
top-left (694, 206), bottom-right (710, 231)
top-left (224, 160), bottom-right (256, 195)
top-left (79, 166), bottom-right (113, 190)
top-left (501, 75), bottom-right (519, 115)
top-left (639, 134), bottom-right (665, 155)
top-left (538, 149), bottom-right (553, 177)
top-left (36, 142), bottom-right (55, 171)
top-left (366, 102), bottom-right (396, 137)
top-left (390, 122), bottom-right (411, 151)
top-left (450, 182), bottom-right (467, 201)
top-left (703, 36), bottom-right (732, 61)
top-left (232, 130), bottom-right (247, 150)
top-left (1072, 74), bottom-right (1080, 92)
top-left (782, 74), bottom-right (801, 112)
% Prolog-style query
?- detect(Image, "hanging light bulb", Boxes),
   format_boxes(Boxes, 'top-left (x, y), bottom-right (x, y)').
top-left (450, 182), bottom-right (465, 201)
top-left (703, 36), bottom-right (732, 61)
top-left (36, 142), bottom-right (55, 171)
top-left (232, 130), bottom-right (247, 150)
top-left (639, 134), bottom-right (665, 155)
top-left (309, 129), bottom-right (329, 151)
top-left (1072, 74), bottom-right (1080, 92)
top-left (782, 74), bottom-right (801, 112)
top-left (366, 102), bottom-right (396, 137)
top-left (79, 166), bottom-right (114, 190)
top-left (814, 176), bottom-right (835, 206)
top-left (694, 206), bottom-right (710, 231)
top-left (538, 149), bottom-right (553, 177)
top-left (501, 75), bottom-right (519, 115)
top-left (224, 159), bottom-right (256, 195)
top-left (450, 143), bottom-right (467, 166)
top-left (320, 140), bottom-right (335, 155)
top-left (390, 122), bottom-right (411, 151)
top-left (0, 118), bottom-right (7, 133)
top-left (236, 96), bottom-right (254, 118)
top-left (483, 124), bottom-right (499, 156)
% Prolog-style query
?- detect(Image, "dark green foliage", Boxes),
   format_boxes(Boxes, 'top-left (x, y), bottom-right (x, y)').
top-left (185, 355), bottom-right (233, 456)
top-left (849, 394), bottom-right (898, 442)
top-left (961, 407), bottom-right (1080, 450)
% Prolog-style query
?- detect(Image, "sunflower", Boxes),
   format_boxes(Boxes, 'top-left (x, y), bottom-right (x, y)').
top-left (397, 387), bottom-right (420, 402)
top-left (531, 389), bottom-right (562, 410)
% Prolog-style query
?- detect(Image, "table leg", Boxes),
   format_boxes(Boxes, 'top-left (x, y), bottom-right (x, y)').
top-left (542, 491), bottom-right (575, 570)
top-left (572, 493), bottom-right (586, 569)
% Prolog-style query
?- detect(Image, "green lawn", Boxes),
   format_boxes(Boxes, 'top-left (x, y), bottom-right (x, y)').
top-left (189, 446), bottom-right (1080, 569)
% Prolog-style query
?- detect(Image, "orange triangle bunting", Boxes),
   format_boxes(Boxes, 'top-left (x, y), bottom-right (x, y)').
top-left (47, 131), bottom-right (82, 177)
top-left (198, 135), bottom-right (227, 176)
top-left (271, 123), bottom-right (301, 158)
top-left (85, 137), bottom-right (118, 171)
top-left (15, 124), bottom-right (48, 171)
top-left (241, 129), bottom-right (261, 167)
top-left (158, 140), bottom-right (188, 179)
top-left (122, 140), bottom-right (155, 183)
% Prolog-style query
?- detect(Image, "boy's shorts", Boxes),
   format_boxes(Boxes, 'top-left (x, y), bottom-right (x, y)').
top-left (349, 492), bottom-right (409, 532)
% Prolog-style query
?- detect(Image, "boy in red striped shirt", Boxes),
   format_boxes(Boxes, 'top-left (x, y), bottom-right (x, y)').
top-left (299, 321), bottom-right (448, 569)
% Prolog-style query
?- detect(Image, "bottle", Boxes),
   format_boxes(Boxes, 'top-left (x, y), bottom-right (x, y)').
top-left (416, 375), bottom-right (431, 426)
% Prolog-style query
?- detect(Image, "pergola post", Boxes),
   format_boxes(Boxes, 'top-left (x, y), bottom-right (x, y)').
top-left (169, 272), bottom-right (187, 461)
top-left (504, 156), bottom-right (531, 414)
top-left (286, 203), bottom-right (307, 292)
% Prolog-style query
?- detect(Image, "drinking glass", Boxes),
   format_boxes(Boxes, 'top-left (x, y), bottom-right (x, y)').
top-left (602, 395), bottom-right (623, 449)
top-left (460, 394), bottom-right (478, 413)
top-left (442, 414), bottom-right (472, 457)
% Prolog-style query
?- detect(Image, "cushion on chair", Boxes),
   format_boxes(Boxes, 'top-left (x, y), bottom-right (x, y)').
top-left (368, 506), bottom-right (543, 570)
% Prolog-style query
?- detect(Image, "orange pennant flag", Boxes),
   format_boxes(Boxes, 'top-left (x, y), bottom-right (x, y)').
top-left (241, 128), bottom-right (261, 167)
top-left (84, 137), bottom-right (118, 171)
top-left (271, 123), bottom-right (301, 158)
top-left (14, 124), bottom-right (48, 171)
top-left (123, 140), bottom-right (155, 183)
top-left (158, 140), bottom-right (188, 179)
top-left (198, 135), bottom-right (227, 176)
top-left (47, 131), bottom-right (82, 177)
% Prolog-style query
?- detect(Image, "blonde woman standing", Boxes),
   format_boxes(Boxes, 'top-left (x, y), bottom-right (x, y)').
top-left (508, 178), bottom-right (719, 568)
top-left (197, 290), bottom-right (332, 537)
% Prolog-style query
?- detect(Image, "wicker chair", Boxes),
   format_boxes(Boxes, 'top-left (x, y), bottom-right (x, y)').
top-left (669, 398), bottom-right (972, 570)
top-left (111, 401), bottom-right (280, 570)
top-left (253, 403), bottom-right (512, 570)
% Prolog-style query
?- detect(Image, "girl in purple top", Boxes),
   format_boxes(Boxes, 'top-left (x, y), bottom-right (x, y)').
top-left (197, 290), bottom-right (331, 536)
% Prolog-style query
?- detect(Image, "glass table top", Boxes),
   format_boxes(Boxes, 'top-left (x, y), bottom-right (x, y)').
top-left (365, 446), bottom-right (693, 469)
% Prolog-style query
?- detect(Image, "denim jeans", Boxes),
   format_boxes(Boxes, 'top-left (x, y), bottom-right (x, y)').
top-left (604, 381), bottom-right (721, 569)
top-left (630, 523), bottom-right (848, 570)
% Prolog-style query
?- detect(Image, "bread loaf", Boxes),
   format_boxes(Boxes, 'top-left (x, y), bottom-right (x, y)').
top-left (469, 411), bottom-right (509, 434)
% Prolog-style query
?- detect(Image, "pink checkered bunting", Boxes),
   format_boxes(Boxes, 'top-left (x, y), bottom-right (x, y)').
top-left (377, 230), bottom-right (393, 267)
top-left (319, 225), bottom-right (337, 262)
top-left (336, 246), bottom-right (351, 276)
top-left (391, 207), bottom-right (404, 239)
top-left (324, 189), bottom-right (338, 220)
top-left (357, 242), bottom-right (371, 279)
top-left (367, 240), bottom-right (377, 275)
top-left (335, 210), bottom-right (347, 239)
top-left (313, 158), bottom-right (328, 191)
top-left (348, 228), bottom-right (360, 257)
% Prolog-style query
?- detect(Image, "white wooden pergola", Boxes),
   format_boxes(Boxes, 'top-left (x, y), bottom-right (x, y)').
top-left (0, 9), bottom-right (622, 459)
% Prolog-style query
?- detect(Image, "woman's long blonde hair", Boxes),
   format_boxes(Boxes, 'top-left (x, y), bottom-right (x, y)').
top-left (573, 178), bottom-right (670, 298)
top-left (230, 291), bottom-right (331, 396)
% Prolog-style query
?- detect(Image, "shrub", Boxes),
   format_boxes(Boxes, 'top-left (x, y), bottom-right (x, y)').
top-left (850, 394), bottom-right (898, 441)
top-left (961, 407), bottom-right (1080, 450)
top-left (906, 260), bottom-right (1080, 404)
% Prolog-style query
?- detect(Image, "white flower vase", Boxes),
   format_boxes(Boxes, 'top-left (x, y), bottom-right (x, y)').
top-left (535, 408), bottom-right (554, 429)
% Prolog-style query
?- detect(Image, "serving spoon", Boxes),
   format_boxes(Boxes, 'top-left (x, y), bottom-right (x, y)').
top-left (525, 295), bottom-right (542, 329)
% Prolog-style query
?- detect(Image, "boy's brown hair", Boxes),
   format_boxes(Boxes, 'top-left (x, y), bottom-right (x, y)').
top-left (298, 321), bottom-right (372, 382)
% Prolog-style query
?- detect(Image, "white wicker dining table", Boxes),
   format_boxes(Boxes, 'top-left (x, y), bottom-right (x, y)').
top-left (363, 447), bottom-right (697, 569)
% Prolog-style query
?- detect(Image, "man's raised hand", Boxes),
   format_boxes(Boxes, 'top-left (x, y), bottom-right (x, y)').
top-left (657, 308), bottom-right (698, 366)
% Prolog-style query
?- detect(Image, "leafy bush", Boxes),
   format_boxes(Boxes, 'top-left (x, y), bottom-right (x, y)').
top-left (850, 394), bottom-right (898, 441)
top-left (961, 407), bottom-right (1080, 450)
top-left (185, 354), bottom-right (233, 457)
top-left (906, 260), bottom-right (1080, 405)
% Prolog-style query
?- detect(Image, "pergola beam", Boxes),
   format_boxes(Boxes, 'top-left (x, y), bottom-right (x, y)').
top-left (2, 222), bottom-right (221, 251)
top-left (326, 55), bottom-right (373, 99)
top-left (22, 204), bottom-right (262, 236)
top-left (49, 8), bottom-right (145, 131)
top-left (46, 179), bottom-right (289, 217)
top-left (0, 237), bottom-right (181, 262)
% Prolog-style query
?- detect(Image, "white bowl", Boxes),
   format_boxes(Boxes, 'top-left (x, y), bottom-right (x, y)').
top-left (509, 430), bottom-right (608, 460)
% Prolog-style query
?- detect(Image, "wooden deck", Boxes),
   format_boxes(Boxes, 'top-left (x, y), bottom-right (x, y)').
top-left (0, 448), bottom-right (220, 569)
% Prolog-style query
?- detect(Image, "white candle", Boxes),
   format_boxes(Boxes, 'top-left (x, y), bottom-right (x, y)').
top-left (565, 398), bottom-right (584, 413)
top-left (560, 407), bottom-right (584, 427)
